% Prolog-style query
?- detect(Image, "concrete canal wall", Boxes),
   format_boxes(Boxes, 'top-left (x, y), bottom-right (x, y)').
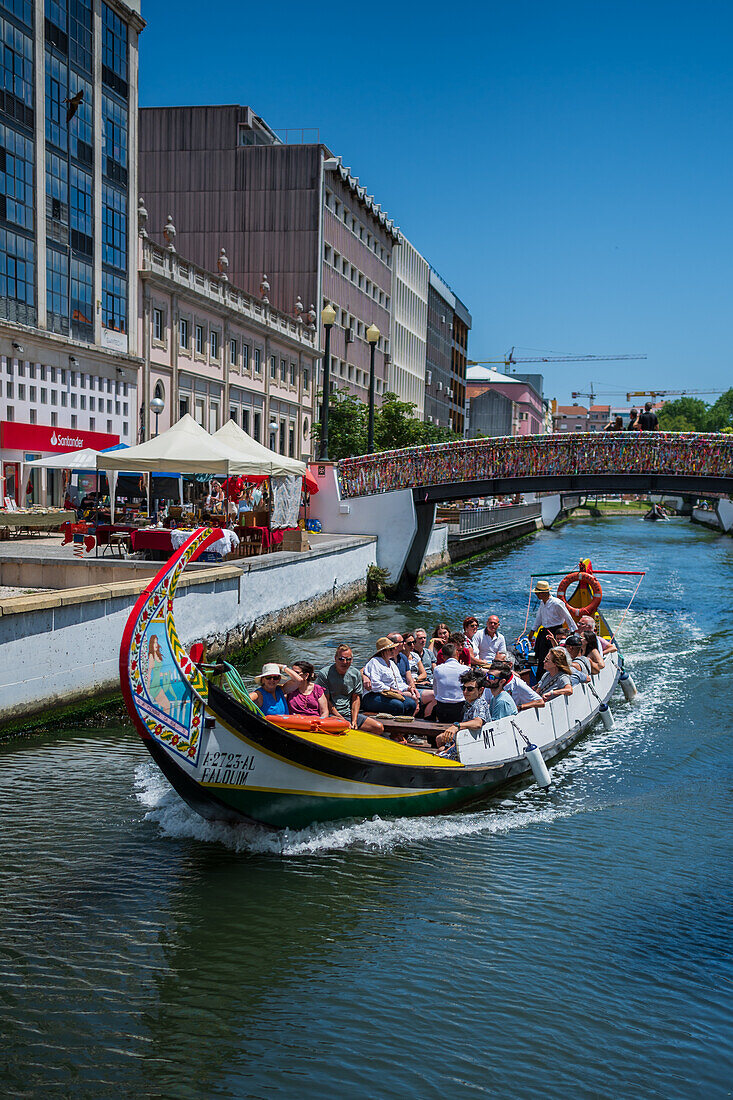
top-left (0, 534), bottom-right (376, 726)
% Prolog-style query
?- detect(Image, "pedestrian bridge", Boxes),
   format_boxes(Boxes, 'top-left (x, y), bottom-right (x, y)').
top-left (336, 432), bottom-right (733, 502)
top-left (311, 432), bottom-right (733, 589)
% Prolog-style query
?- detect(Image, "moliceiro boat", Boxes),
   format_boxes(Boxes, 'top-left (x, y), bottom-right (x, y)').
top-left (120, 529), bottom-right (635, 831)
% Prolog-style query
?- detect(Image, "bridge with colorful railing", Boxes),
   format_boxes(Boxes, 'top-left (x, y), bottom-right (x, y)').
top-left (337, 432), bottom-right (733, 502)
top-left (325, 432), bottom-right (733, 589)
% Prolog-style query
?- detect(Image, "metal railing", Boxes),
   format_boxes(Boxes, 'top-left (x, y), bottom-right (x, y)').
top-left (457, 502), bottom-right (542, 537)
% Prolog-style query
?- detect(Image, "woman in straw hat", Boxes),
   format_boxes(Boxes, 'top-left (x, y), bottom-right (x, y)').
top-left (249, 662), bottom-right (302, 716)
top-left (362, 637), bottom-right (418, 717)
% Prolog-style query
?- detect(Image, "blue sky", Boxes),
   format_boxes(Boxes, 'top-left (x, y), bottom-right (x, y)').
top-left (139, 0), bottom-right (733, 406)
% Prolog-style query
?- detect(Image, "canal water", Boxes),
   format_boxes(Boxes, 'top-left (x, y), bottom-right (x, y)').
top-left (1, 516), bottom-right (732, 1099)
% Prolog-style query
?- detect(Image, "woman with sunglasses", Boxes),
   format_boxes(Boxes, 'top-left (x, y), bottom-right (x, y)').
top-left (249, 662), bottom-right (303, 716)
top-left (436, 671), bottom-right (490, 751)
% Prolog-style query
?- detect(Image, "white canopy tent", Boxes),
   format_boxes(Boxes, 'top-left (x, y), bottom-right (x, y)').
top-left (25, 446), bottom-right (102, 471)
top-left (213, 419), bottom-right (307, 476)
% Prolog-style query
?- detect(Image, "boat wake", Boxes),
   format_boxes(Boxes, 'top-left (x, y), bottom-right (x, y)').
top-left (134, 761), bottom-right (576, 856)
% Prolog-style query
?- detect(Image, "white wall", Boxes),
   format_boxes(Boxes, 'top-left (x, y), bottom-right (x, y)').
top-left (0, 538), bottom-right (376, 722)
top-left (309, 465), bottom-right (417, 586)
top-left (390, 237), bottom-right (429, 417)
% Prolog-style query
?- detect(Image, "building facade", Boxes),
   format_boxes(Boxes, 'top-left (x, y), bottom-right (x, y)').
top-left (139, 105), bottom-right (399, 413)
top-left (0, 0), bottom-right (143, 502)
top-left (553, 404), bottom-right (589, 432)
top-left (425, 269), bottom-right (471, 433)
top-left (389, 235), bottom-right (428, 415)
top-left (139, 233), bottom-right (321, 461)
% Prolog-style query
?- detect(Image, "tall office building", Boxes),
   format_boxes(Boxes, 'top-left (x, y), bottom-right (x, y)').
top-left (424, 270), bottom-right (471, 434)
top-left (0, 0), bottom-right (143, 502)
top-left (389, 235), bottom-right (428, 416)
top-left (139, 105), bottom-right (400, 411)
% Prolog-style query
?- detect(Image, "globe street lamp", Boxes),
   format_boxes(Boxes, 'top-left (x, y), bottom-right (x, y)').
top-left (319, 302), bottom-right (337, 460)
top-left (269, 419), bottom-right (278, 452)
top-left (149, 395), bottom-right (164, 437)
top-left (366, 323), bottom-right (380, 454)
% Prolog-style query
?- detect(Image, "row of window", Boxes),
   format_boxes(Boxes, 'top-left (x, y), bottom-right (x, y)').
top-left (324, 189), bottom-right (392, 266)
top-left (1, 16), bottom-right (33, 110)
top-left (324, 244), bottom-right (391, 310)
top-left (3, 405), bottom-right (127, 434)
top-left (152, 307), bottom-right (311, 390)
top-left (328, 356), bottom-right (383, 392)
top-left (0, 121), bottom-right (34, 230)
top-left (4, 359), bottom-right (128, 395)
top-left (5, 379), bottom-right (127, 416)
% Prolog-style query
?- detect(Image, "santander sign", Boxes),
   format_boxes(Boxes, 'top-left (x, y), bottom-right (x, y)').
top-left (0, 420), bottom-right (120, 453)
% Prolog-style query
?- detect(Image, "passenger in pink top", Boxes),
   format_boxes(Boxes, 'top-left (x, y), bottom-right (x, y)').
top-left (285, 661), bottom-right (329, 718)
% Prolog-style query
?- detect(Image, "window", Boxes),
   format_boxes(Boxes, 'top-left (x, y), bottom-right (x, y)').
top-left (107, 399), bottom-right (112, 414)
top-left (71, 414), bottom-right (77, 428)
top-left (80, 395), bottom-right (86, 410)
top-left (5, 406), bottom-right (13, 420)
top-left (179, 318), bottom-right (189, 348)
top-left (89, 416), bottom-right (95, 429)
top-left (303, 367), bottom-right (309, 390)
top-left (69, 75), bottom-right (93, 163)
top-left (71, 258), bottom-right (93, 340)
top-left (195, 324), bottom-right (204, 354)
top-left (102, 184), bottom-right (127, 271)
top-left (102, 270), bottom-right (126, 332)
top-left (29, 408), bottom-right (36, 424)
top-left (280, 358), bottom-right (286, 382)
top-left (229, 338), bottom-right (237, 366)
top-left (45, 149), bottom-right (68, 227)
top-left (46, 248), bottom-right (68, 333)
top-left (40, 388), bottom-right (47, 403)
top-left (153, 307), bottom-right (163, 341)
top-left (102, 92), bottom-right (127, 174)
top-left (61, 391), bottom-right (67, 406)
top-left (254, 348), bottom-right (261, 375)
top-left (270, 355), bottom-right (277, 380)
top-left (71, 393), bottom-right (77, 408)
top-left (102, 3), bottom-right (128, 89)
top-left (45, 51), bottom-right (68, 152)
top-left (242, 343), bottom-right (249, 371)
top-left (279, 418), bottom-right (286, 455)
top-left (5, 382), bottom-right (11, 398)
top-left (242, 408), bottom-right (250, 435)
top-left (89, 396), bottom-right (95, 410)
top-left (229, 406), bottom-right (237, 425)
top-left (51, 391), bottom-right (57, 405)
top-left (289, 362), bottom-right (296, 386)
top-left (209, 403), bottom-right (219, 432)
top-left (107, 419), bottom-right (112, 433)
top-left (69, 0), bottom-right (93, 72)
top-left (0, 123), bottom-right (34, 231)
top-left (18, 384), bottom-right (25, 399)
top-left (289, 422), bottom-right (295, 458)
top-left (51, 411), bottom-right (57, 426)
top-left (253, 410), bottom-right (261, 441)
top-left (210, 330), bottom-right (219, 359)
top-left (179, 394), bottom-right (190, 419)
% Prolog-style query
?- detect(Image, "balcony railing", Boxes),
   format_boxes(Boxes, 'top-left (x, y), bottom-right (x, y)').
top-left (456, 502), bottom-right (542, 538)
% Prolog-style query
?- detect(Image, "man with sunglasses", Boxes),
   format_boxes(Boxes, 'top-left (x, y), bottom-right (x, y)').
top-left (317, 645), bottom-right (384, 734)
top-left (485, 665), bottom-right (519, 720)
top-left (436, 670), bottom-right (491, 751)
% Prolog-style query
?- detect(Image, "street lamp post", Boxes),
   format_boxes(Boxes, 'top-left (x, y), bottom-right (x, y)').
top-left (149, 395), bottom-right (164, 437)
top-left (319, 303), bottom-right (336, 460)
top-left (366, 323), bottom-right (380, 454)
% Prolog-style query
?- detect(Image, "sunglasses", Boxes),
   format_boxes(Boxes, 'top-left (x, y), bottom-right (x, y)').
top-left (262, 675), bottom-right (280, 682)
top-left (462, 684), bottom-right (479, 692)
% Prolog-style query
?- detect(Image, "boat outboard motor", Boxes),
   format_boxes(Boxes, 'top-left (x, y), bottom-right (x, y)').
top-left (619, 670), bottom-right (638, 701)
top-left (513, 722), bottom-right (551, 789)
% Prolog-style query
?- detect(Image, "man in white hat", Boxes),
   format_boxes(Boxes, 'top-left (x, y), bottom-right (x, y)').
top-left (531, 579), bottom-right (577, 683)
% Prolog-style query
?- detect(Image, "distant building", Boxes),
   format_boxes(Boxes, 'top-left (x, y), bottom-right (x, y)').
top-left (588, 404), bottom-right (610, 431)
top-left (139, 105), bottom-right (398, 412)
top-left (466, 367), bottom-right (547, 437)
top-left (389, 236), bottom-right (428, 416)
top-left (139, 234), bottom-right (320, 460)
top-left (0, 0), bottom-right (144, 503)
top-left (425, 270), bottom-right (471, 434)
top-left (553, 404), bottom-right (589, 432)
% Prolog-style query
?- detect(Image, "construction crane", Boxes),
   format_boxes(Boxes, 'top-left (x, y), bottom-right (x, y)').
top-left (626, 388), bottom-right (724, 402)
top-left (467, 347), bottom-right (648, 370)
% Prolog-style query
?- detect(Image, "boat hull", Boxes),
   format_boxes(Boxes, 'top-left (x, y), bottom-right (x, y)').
top-left (120, 530), bottom-right (625, 831)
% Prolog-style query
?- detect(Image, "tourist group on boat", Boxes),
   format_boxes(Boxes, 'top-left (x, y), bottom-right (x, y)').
top-left (248, 578), bottom-right (617, 754)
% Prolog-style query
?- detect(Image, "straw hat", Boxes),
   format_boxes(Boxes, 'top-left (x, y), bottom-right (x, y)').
top-left (534, 580), bottom-right (551, 594)
top-left (254, 662), bottom-right (282, 683)
top-left (374, 636), bottom-right (396, 655)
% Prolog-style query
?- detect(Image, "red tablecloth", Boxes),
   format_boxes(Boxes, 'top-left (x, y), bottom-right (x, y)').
top-left (131, 529), bottom-right (174, 553)
top-left (95, 523), bottom-right (138, 546)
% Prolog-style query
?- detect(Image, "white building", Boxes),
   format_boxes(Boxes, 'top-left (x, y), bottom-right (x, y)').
top-left (389, 236), bottom-right (428, 416)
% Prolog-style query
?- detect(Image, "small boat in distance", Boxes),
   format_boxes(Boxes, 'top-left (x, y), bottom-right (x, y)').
top-left (644, 503), bottom-right (669, 521)
top-left (120, 530), bottom-right (639, 831)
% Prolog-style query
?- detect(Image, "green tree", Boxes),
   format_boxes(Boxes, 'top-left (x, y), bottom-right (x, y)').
top-left (657, 397), bottom-right (709, 432)
top-left (310, 389), bottom-right (458, 459)
top-left (310, 391), bottom-right (367, 459)
top-left (705, 389), bottom-right (733, 431)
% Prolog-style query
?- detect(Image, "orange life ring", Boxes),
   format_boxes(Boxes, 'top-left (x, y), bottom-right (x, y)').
top-left (265, 715), bottom-right (350, 735)
top-left (556, 570), bottom-right (602, 621)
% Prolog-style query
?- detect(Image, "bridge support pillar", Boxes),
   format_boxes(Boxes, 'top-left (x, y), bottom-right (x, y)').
top-left (541, 495), bottom-right (563, 528)
top-left (396, 502), bottom-right (437, 592)
top-left (716, 498), bottom-right (733, 532)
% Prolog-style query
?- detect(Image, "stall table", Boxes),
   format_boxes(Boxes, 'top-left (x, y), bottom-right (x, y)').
top-left (0, 509), bottom-right (75, 538)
